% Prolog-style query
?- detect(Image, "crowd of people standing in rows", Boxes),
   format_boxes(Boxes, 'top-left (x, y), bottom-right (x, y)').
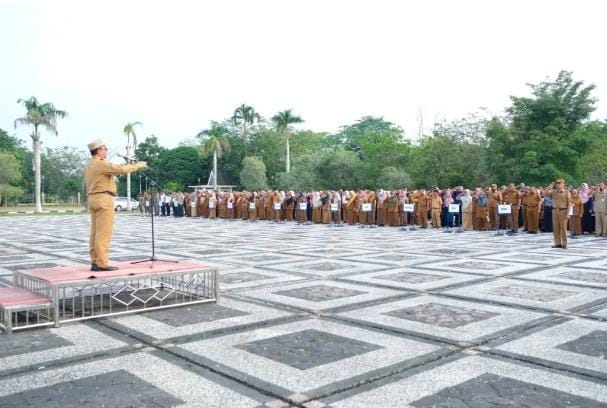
top-left (137, 180), bottom-right (607, 240)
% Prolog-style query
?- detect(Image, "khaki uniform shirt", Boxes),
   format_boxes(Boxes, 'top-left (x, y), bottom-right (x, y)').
top-left (552, 189), bottom-right (570, 210)
top-left (84, 156), bottom-right (143, 195)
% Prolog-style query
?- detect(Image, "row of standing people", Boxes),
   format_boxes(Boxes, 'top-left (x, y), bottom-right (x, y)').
top-left (136, 182), bottom-right (607, 239)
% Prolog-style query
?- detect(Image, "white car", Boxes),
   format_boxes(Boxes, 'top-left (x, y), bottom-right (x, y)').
top-left (114, 197), bottom-right (139, 211)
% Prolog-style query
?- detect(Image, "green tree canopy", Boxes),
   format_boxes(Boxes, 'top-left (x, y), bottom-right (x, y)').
top-left (240, 156), bottom-right (268, 191)
top-left (0, 152), bottom-right (24, 205)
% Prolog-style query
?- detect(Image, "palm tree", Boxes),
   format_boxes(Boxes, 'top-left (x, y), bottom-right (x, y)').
top-left (123, 121), bottom-right (142, 210)
top-left (271, 109), bottom-right (303, 173)
top-left (14, 97), bottom-right (67, 212)
top-left (197, 122), bottom-right (230, 190)
top-left (232, 104), bottom-right (261, 156)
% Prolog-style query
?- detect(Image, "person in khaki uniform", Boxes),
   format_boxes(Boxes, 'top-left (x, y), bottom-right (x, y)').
top-left (430, 189), bottom-right (442, 228)
top-left (487, 184), bottom-right (501, 230)
top-left (593, 183), bottom-right (607, 236)
top-left (503, 184), bottom-right (521, 233)
top-left (551, 178), bottom-right (570, 248)
top-left (569, 189), bottom-right (583, 236)
top-left (416, 189), bottom-right (430, 228)
top-left (84, 139), bottom-right (146, 271)
top-left (525, 187), bottom-right (541, 234)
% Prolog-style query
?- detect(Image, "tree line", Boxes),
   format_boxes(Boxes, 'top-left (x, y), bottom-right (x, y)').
top-left (1, 71), bottom-right (606, 208)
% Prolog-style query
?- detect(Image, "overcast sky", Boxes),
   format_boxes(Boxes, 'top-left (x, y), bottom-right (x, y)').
top-left (2, 0), bottom-right (606, 157)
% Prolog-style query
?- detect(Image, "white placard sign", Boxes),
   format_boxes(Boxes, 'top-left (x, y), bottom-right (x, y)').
top-left (209, 202), bottom-right (215, 209)
top-left (274, 203), bottom-right (281, 210)
top-left (403, 204), bottom-right (415, 213)
top-left (362, 203), bottom-right (372, 212)
top-left (498, 204), bottom-right (512, 214)
top-left (299, 203), bottom-right (307, 210)
top-left (227, 202), bottom-right (233, 209)
top-left (190, 202), bottom-right (196, 208)
top-left (145, 201), bottom-right (150, 206)
top-left (448, 204), bottom-right (460, 213)
top-left (331, 203), bottom-right (339, 212)
top-left (568, 206), bottom-right (574, 216)
top-left (249, 202), bottom-right (256, 210)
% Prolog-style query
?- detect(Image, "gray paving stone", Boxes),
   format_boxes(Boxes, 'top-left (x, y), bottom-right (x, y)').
top-left (274, 284), bottom-right (367, 302)
top-left (556, 330), bottom-right (607, 359)
top-left (144, 303), bottom-right (249, 326)
top-left (384, 302), bottom-right (500, 329)
top-left (235, 329), bottom-right (382, 370)
top-left (0, 330), bottom-right (73, 358)
top-left (410, 373), bottom-right (607, 407)
top-left (0, 369), bottom-right (184, 408)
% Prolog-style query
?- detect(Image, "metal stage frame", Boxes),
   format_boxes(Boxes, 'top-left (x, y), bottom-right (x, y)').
top-left (2, 262), bottom-right (218, 333)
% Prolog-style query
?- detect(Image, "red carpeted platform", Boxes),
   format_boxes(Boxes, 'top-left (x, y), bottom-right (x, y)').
top-left (0, 287), bottom-right (51, 308)
top-left (18, 261), bottom-right (209, 284)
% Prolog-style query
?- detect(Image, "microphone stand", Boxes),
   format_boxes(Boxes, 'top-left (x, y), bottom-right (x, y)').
top-left (129, 166), bottom-right (179, 268)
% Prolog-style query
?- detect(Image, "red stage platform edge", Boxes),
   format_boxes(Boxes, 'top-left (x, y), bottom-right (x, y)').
top-left (17, 261), bottom-right (209, 284)
top-left (0, 287), bottom-right (51, 308)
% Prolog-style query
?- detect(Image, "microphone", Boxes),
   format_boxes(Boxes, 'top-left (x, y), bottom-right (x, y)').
top-left (119, 154), bottom-right (137, 164)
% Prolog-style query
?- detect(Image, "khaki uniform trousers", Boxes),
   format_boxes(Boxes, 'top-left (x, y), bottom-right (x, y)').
top-left (526, 206), bottom-right (539, 232)
top-left (88, 193), bottom-right (115, 268)
top-left (552, 208), bottom-right (568, 247)
top-left (596, 211), bottom-right (607, 235)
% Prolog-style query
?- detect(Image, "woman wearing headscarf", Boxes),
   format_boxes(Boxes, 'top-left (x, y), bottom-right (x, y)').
top-left (347, 190), bottom-right (358, 225)
top-left (459, 189), bottom-right (473, 231)
top-left (208, 192), bottom-right (217, 219)
top-left (331, 191), bottom-right (342, 223)
top-left (312, 191), bottom-right (322, 223)
top-left (474, 188), bottom-right (488, 231)
top-left (321, 191), bottom-right (331, 224)
top-left (227, 192), bottom-right (235, 220)
top-left (248, 192), bottom-right (258, 221)
top-left (376, 190), bottom-right (388, 226)
top-left (387, 191), bottom-right (400, 227)
top-left (580, 183), bottom-right (593, 234)
top-left (570, 189), bottom-right (584, 236)
top-left (184, 192), bottom-right (191, 217)
top-left (285, 191), bottom-right (295, 222)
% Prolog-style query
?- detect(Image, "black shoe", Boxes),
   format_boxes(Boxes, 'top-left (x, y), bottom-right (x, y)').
top-left (91, 263), bottom-right (98, 271)
top-left (561, 246), bottom-right (567, 249)
top-left (551, 245), bottom-right (562, 248)
top-left (91, 264), bottom-right (119, 272)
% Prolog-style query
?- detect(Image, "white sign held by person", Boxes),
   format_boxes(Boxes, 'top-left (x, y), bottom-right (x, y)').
top-left (227, 202), bottom-right (233, 209)
top-left (331, 203), bottom-right (339, 212)
top-left (249, 203), bottom-right (256, 210)
top-left (209, 202), bottom-right (215, 209)
top-left (362, 203), bottom-right (372, 212)
top-left (568, 206), bottom-right (574, 216)
top-left (403, 204), bottom-right (415, 213)
top-left (498, 204), bottom-right (512, 215)
top-left (299, 203), bottom-right (307, 210)
top-left (274, 203), bottom-right (281, 210)
top-left (449, 204), bottom-right (460, 213)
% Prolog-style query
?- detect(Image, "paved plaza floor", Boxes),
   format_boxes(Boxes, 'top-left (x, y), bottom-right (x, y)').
top-left (1, 214), bottom-right (607, 407)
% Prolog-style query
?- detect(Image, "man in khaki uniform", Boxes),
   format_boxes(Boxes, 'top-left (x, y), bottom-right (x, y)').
top-left (487, 184), bottom-right (501, 230)
top-left (503, 184), bottom-right (521, 233)
top-left (593, 182), bottom-right (607, 236)
top-left (551, 178), bottom-right (570, 249)
top-left (85, 139), bottom-right (147, 271)
top-left (526, 186), bottom-right (541, 234)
